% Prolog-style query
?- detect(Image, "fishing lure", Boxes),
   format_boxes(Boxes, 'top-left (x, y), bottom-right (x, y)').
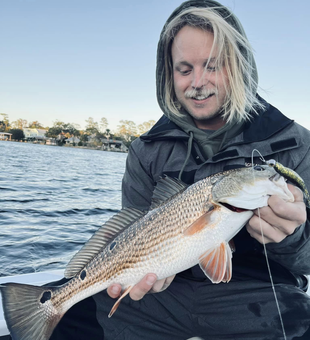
top-left (265, 159), bottom-right (310, 208)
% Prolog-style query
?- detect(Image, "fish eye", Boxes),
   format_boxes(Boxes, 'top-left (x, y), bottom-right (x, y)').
top-left (253, 166), bottom-right (264, 171)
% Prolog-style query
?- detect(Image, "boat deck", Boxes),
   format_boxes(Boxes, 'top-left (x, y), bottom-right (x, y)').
top-left (0, 271), bottom-right (309, 339)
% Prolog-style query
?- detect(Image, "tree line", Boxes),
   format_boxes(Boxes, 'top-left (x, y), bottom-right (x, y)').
top-left (0, 113), bottom-right (156, 147)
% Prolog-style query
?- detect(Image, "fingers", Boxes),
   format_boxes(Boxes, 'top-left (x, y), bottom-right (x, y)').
top-left (246, 214), bottom-right (294, 244)
top-left (107, 284), bottom-right (122, 299)
top-left (129, 274), bottom-right (157, 301)
top-left (265, 195), bottom-right (306, 226)
top-left (149, 275), bottom-right (175, 293)
top-left (107, 274), bottom-right (157, 300)
top-left (246, 185), bottom-right (307, 244)
top-left (287, 183), bottom-right (304, 202)
top-left (106, 274), bottom-right (176, 301)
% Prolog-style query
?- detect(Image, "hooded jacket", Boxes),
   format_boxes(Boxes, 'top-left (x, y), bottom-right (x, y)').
top-left (122, 0), bottom-right (310, 288)
top-left (156, 0), bottom-right (260, 161)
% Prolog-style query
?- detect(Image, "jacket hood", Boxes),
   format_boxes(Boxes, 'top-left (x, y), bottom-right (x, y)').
top-left (143, 97), bottom-right (294, 159)
top-left (155, 0), bottom-right (259, 158)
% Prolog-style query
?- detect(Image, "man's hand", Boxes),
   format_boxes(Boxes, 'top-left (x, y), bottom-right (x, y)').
top-left (246, 184), bottom-right (307, 244)
top-left (107, 274), bottom-right (175, 300)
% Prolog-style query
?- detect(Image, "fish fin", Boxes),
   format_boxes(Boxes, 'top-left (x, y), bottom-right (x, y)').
top-left (0, 283), bottom-right (62, 340)
top-left (183, 203), bottom-right (215, 236)
top-left (108, 286), bottom-right (133, 318)
top-left (199, 242), bottom-right (232, 283)
top-left (222, 243), bottom-right (233, 283)
top-left (150, 175), bottom-right (188, 209)
top-left (65, 208), bottom-right (145, 278)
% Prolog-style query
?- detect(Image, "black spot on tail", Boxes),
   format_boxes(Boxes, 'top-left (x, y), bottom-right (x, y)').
top-left (40, 291), bottom-right (52, 304)
top-left (1, 283), bottom-right (60, 340)
top-left (80, 270), bottom-right (86, 280)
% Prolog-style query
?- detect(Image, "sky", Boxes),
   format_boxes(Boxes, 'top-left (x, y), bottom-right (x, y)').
top-left (1, 0), bottom-right (310, 131)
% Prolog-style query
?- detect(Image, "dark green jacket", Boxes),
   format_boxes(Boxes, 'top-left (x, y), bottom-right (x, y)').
top-left (122, 98), bottom-right (310, 288)
top-left (122, 0), bottom-right (310, 288)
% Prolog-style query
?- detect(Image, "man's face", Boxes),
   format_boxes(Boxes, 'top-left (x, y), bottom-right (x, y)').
top-left (171, 26), bottom-right (229, 130)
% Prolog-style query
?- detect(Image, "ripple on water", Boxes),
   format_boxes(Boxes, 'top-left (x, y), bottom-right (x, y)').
top-left (0, 142), bottom-right (127, 276)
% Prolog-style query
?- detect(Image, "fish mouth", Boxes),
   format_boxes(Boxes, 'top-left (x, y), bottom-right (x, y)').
top-left (270, 173), bottom-right (282, 181)
top-left (220, 202), bottom-right (249, 213)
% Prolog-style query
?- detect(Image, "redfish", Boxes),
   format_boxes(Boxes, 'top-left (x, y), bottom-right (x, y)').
top-left (0, 165), bottom-right (294, 340)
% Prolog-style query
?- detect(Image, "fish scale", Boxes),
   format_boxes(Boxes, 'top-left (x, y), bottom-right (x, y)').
top-left (0, 166), bottom-right (295, 340)
top-left (43, 179), bottom-right (211, 314)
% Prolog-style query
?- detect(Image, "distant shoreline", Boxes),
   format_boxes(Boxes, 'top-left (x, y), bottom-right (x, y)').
top-left (0, 140), bottom-right (128, 153)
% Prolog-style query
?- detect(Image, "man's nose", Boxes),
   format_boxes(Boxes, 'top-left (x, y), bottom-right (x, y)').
top-left (191, 69), bottom-right (208, 89)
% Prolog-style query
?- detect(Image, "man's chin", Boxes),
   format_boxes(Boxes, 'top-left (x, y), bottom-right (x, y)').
top-left (187, 111), bottom-right (225, 129)
top-left (187, 110), bottom-right (222, 123)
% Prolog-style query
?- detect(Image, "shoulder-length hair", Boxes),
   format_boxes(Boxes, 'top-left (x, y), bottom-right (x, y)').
top-left (158, 6), bottom-right (265, 123)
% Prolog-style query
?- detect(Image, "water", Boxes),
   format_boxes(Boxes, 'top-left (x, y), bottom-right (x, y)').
top-left (0, 141), bottom-right (127, 277)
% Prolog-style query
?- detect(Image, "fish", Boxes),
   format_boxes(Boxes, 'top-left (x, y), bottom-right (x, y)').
top-left (0, 165), bottom-right (294, 340)
top-left (265, 159), bottom-right (310, 208)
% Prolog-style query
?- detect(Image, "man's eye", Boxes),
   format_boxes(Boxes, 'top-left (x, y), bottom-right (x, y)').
top-left (206, 66), bottom-right (217, 72)
top-left (179, 69), bottom-right (191, 75)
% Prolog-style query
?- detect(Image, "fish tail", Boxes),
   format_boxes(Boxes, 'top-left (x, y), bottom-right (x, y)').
top-left (1, 283), bottom-right (62, 340)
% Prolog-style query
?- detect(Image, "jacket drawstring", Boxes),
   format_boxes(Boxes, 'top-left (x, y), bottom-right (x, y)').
top-left (178, 131), bottom-right (194, 181)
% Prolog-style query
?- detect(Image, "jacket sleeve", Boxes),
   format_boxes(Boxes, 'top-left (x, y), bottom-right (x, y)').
top-left (266, 145), bottom-right (310, 276)
top-left (266, 220), bottom-right (310, 275)
top-left (121, 141), bottom-right (155, 211)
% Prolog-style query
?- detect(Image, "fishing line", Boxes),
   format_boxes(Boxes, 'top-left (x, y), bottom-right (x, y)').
top-left (251, 149), bottom-right (287, 340)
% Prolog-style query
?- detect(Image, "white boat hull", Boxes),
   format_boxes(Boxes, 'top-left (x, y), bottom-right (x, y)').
top-left (0, 271), bottom-right (309, 338)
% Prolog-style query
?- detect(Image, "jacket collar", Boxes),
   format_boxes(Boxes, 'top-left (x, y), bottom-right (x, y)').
top-left (141, 97), bottom-right (293, 144)
top-left (242, 98), bottom-right (293, 143)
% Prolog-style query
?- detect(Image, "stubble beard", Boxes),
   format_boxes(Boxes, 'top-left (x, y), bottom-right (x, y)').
top-left (178, 87), bottom-right (227, 127)
top-left (180, 97), bottom-right (224, 126)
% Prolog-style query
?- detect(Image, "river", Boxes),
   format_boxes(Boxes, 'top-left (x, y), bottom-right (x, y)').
top-left (0, 141), bottom-right (127, 277)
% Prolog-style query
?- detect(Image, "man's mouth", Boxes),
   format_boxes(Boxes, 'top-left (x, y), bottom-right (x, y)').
top-left (191, 93), bottom-right (215, 101)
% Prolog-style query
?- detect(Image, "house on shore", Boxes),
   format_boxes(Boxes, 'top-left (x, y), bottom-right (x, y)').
top-left (66, 136), bottom-right (80, 145)
top-left (23, 128), bottom-right (47, 142)
top-left (46, 138), bottom-right (57, 145)
top-left (0, 132), bottom-right (12, 141)
top-left (101, 139), bottom-right (128, 152)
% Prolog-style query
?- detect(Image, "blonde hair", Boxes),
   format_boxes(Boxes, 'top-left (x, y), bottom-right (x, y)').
top-left (159, 6), bottom-right (265, 123)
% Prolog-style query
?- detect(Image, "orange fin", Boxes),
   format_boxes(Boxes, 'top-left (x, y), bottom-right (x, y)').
top-left (183, 203), bottom-right (215, 236)
top-left (222, 244), bottom-right (233, 283)
top-left (199, 242), bottom-right (232, 283)
top-left (108, 286), bottom-right (133, 318)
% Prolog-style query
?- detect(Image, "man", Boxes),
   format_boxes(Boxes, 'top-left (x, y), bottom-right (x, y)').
top-left (51, 1), bottom-right (310, 339)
